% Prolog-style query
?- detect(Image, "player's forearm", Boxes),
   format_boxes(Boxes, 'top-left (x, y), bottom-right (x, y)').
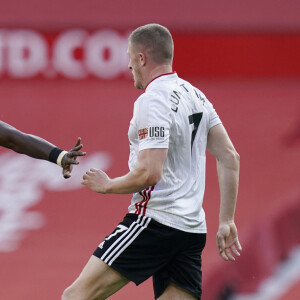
top-left (6, 131), bottom-right (56, 160)
top-left (217, 152), bottom-right (240, 223)
top-left (106, 166), bottom-right (160, 194)
top-left (0, 121), bottom-right (56, 159)
top-left (83, 148), bottom-right (165, 194)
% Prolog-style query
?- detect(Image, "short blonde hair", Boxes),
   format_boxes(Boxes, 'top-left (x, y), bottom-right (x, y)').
top-left (129, 24), bottom-right (174, 64)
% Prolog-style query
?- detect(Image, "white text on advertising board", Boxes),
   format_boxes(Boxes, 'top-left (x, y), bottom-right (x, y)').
top-left (0, 29), bottom-right (129, 79)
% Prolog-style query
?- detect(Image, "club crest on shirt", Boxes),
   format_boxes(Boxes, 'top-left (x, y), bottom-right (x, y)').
top-left (138, 128), bottom-right (148, 140)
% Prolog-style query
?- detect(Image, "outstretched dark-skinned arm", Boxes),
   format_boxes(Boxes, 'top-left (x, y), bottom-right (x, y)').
top-left (0, 121), bottom-right (86, 178)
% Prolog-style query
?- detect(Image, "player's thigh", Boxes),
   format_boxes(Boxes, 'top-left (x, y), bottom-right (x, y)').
top-left (157, 282), bottom-right (198, 300)
top-left (64, 255), bottom-right (129, 299)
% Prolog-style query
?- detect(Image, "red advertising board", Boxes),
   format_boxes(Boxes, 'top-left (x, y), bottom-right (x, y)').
top-left (0, 29), bottom-right (300, 79)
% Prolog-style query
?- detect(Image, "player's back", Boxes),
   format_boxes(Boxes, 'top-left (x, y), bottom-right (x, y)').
top-left (129, 73), bottom-right (221, 232)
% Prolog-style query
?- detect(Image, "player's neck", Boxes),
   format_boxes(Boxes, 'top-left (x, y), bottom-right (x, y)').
top-left (144, 64), bottom-right (173, 88)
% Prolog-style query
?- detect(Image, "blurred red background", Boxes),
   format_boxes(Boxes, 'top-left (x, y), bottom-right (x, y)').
top-left (0, 1), bottom-right (299, 300)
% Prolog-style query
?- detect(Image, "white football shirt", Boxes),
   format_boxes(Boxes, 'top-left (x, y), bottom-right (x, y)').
top-left (128, 73), bottom-right (221, 233)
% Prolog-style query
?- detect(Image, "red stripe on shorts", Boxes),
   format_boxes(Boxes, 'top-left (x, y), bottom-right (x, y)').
top-left (136, 188), bottom-right (149, 214)
top-left (142, 186), bottom-right (154, 216)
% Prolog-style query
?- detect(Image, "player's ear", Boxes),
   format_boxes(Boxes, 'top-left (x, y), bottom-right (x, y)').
top-left (138, 52), bottom-right (146, 66)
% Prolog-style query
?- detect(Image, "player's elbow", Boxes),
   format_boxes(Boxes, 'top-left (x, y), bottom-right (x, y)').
top-left (219, 147), bottom-right (240, 168)
top-left (228, 149), bottom-right (240, 163)
top-left (229, 151), bottom-right (240, 172)
top-left (146, 172), bottom-right (162, 186)
top-left (139, 169), bottom-right (162, 187)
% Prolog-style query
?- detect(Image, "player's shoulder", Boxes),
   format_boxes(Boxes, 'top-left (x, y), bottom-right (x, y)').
top-left (136, 88), bottom-right (165, 105)
top-left (178, 77), bottom-right (193, 89)
top-left (177, 77), bottom-right (202, 96)
top-left (177, 77), bottom-right (207, 103)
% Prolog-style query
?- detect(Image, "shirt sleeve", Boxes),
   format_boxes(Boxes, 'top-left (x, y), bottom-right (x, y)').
top-left (206, 99), bottom-right (222, 130)
top-left (134, 92), bottom-right (172, 151)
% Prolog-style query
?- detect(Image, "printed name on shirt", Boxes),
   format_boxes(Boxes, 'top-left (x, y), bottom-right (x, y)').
top-left (194, 88), bottom-right (206, 105)
top-left (170, 89), bottom-right (181, 113)
top-left (169, 85), bottom-right (206, 113)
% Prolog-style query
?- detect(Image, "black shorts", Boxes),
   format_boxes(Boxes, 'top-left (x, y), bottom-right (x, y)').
top-left (93, 214), bottom-right (206, 299)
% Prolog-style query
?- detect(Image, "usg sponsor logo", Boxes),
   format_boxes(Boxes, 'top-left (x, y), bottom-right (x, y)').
top-left (149, 126), bottom-right (165, 138)
top-left (0, 29), bottom-right (129, 79)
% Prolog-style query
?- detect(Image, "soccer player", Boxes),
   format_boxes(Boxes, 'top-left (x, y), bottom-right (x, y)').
top-left (0, 121), bottom-right (85, 178)
top-left (63, 24), bottom-right (241, 300)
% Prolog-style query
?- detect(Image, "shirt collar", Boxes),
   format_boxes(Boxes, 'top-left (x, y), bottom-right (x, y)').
top-left (144, 72), bottom-right (177, 91)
